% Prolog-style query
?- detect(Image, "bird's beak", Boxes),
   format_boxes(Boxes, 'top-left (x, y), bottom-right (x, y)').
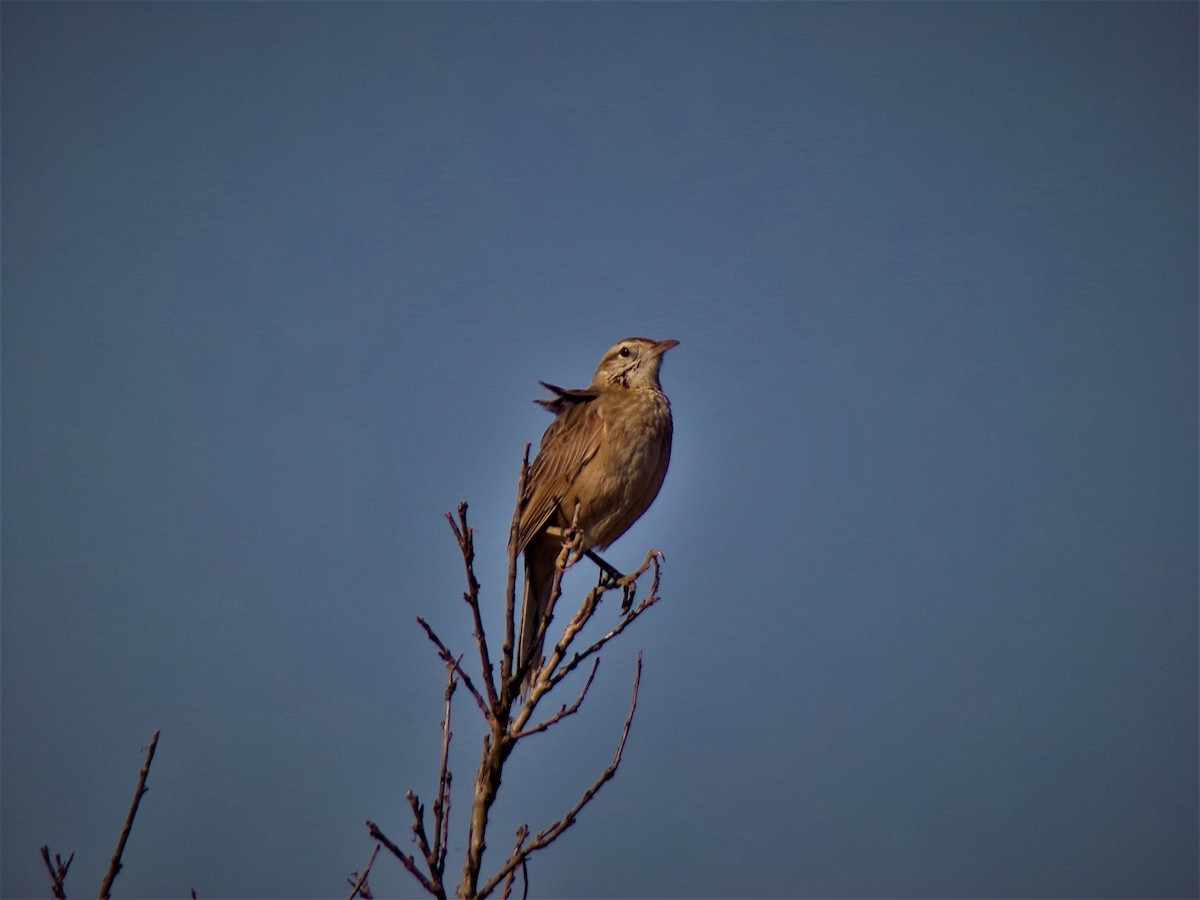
top-left (649, 338), bottom-right (680, 357)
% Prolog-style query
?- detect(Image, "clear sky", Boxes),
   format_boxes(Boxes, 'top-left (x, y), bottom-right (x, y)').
top-left (3, 3), bottom-right (1196, 898)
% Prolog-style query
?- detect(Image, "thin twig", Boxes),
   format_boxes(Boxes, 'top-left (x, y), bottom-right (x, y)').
top-left (447, 503), bottom-right (499, 712)
top-left (367, 820), bottom-right (438, 896)
top-left (512, 531), bottom-right (575, 697)
top-left (513, 549), bottom-right (659, 734)
top-left (417, 618), bottom-right (489, 718)
top-left (513, 504), bottom-right (583, 702)
top-left (39, 845), bottom-right (72, 899)
top-left (551, 594), bottom-right (661, 691)
top-left (403, 662), bottom-right (458, 897)
top-left (499, 825), bottom-right (528, 900)
top-left (431, 663), bottom-right (456, 878)
top-left (346, 843), bottom-right (380, 900)
top-left (512, 658), bottom-right (600, 740)
top-left (478, 654), bottom-right (644, 899)
top-left (406, 791), bottom-right (433, 875)
top-left (501, 446), bottom-right (532, 698)
top-left (547, 551), bottom-right (662, 689)
top-left (99, 729), bottom-right (160, 899)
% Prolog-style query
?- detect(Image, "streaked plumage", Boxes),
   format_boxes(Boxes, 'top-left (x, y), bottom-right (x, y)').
top-left (516, 337), bottom-right (677, 685)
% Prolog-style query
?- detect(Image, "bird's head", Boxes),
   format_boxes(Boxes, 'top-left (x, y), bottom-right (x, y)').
top-left (592, 337), bottom-right (679, 391)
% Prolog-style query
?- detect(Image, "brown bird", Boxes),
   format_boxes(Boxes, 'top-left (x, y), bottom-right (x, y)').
top-left (516, 337), bottom-right (678, 686)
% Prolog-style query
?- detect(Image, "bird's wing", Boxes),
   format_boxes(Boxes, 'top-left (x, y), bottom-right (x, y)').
top-left (517, 392), bottom-right (605, 552)
top-left (533, 382), bottom-right (597, 414)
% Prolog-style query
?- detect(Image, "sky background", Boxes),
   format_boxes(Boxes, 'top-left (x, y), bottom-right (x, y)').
top-left (3, 3), bottom-right (1197, 898)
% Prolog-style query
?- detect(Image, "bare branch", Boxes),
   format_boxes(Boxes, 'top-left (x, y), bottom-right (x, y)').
top-left (462, 712), bottom-right (527, 898)
top-left (346, 844), bottom-right (380, 900)
top-left (515, 549), bottom-right (660, 730)
top-left (377, 455), bottom-right (664, 898)
top-left (499, 826), bottom-right (529, 900)
top-left (447, 504), bottom-right (499, 712)
top-left (478, 655), bottom-right (644, 899)
top-left (501, 446), bottom-right (532, 698)
top-left (406, 791), bottom-right (433, 874)
top-left (417, 618), bottom-right (490, 719)
top-left (550, 585), bottom-right (661, 691)
top-left (512, 504), bottom-right (584, 702)
top-left (510, 532), bottom-right (574, 698)
top-left (99, 729), bottom-right (160, 899)
top-left (370, 660), bottom-right (459, 898)
top-left (367, 820), bottom-right (438, 897)
top-left (512, 658), bottom-right (600, 740)
top-left (40, 845), bottom-right (72, 899)
top-left (527, 579), bottom-right (600, 703)
top-left (431, 665), bottom-right (456, 877)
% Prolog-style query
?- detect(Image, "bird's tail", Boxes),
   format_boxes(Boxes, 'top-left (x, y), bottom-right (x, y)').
top-left (518, 538), bottom-right (560, 694)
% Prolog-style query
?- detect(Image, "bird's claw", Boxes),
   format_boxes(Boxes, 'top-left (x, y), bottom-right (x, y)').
top-left (617, 576), bottom-right (637, 615)
top-left (546, 525), bottom-right (586, 566)
top-left (586, 553), bottom-right (639, 613)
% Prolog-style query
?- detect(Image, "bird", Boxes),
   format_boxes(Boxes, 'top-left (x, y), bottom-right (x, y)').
top-left (516, 336), bottom-right (678, 689)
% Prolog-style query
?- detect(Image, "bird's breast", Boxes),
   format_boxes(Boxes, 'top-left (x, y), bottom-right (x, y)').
top-left (565, 390), bottom-right (672, 551)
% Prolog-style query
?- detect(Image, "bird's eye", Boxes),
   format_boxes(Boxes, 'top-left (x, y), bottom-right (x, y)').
top-left (619, 347), bottom-right (631, 358)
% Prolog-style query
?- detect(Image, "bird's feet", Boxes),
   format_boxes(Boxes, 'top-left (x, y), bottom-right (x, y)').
top-left (584, 549), bottom-right (638, 614)
top-left (544, 525), bottom-right (586, 567)
top-left (544, 530), bottom-right (640, 613)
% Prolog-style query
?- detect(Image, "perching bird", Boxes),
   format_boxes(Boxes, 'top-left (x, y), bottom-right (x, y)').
top-left (516, 337), bottom-right (678, 687)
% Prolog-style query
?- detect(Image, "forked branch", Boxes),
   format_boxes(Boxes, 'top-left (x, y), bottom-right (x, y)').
top-left (39, 731), bottom-right (160, 899)
top-left (417, 620), bottom-right (489, 719)
top-left (39, 845), bottom-right (72, 899)
top-left (367, 819), bottom-right (437, 896)
top-left (368, 449), bottom-right (665, 898)
top-left (512, 658), bottom-right (600, 740)
top-left (447, 504), bottom-right (499, 712)
top-left (366, 660), bottom-right (459, 899)
top-left (346, 844), bottom-right (380, 900)
top-left (477, 654), bottom-right (644, 899)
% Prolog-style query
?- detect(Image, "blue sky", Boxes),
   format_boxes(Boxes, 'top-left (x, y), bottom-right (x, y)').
top-left (3, 3), bottom-right (1196, 898)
